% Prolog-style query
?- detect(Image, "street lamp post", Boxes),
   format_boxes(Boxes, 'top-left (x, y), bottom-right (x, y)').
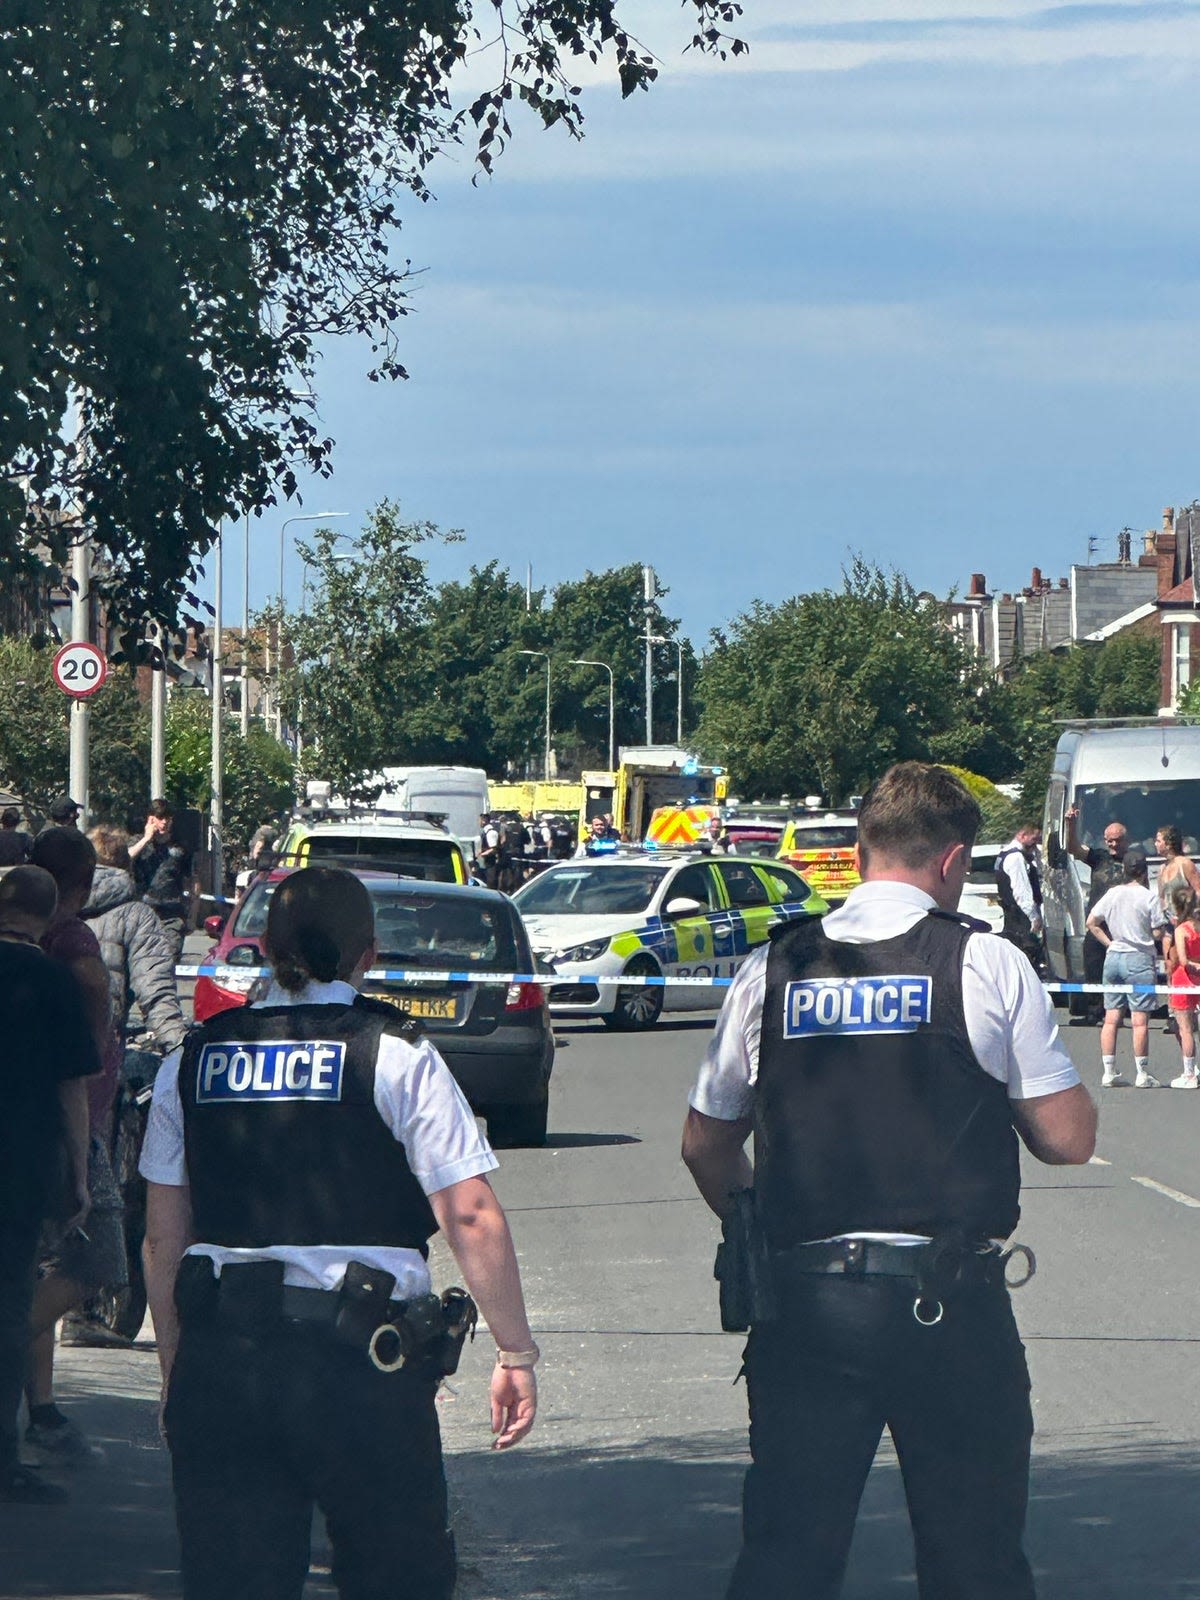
top-left (569, 658), bottom-right (615, 772)
top-left (518, 649), bottom-right (552, 780)
top-left (275, 511), bottom-right (348, 739)
top-left (643, 634), bottom-right (685, 746)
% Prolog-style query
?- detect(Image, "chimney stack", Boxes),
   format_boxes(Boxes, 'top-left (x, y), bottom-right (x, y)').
top-left (1031, 566), bottom-right (1043, 591)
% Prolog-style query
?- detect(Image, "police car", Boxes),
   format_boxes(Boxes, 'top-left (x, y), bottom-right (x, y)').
top-left (512, 852), bottom-right (827, 1030)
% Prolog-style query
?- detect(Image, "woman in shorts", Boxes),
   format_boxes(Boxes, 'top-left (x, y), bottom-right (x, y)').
top-left (1167, 884), bottom-right (1200, 1089)
top-left (1086, 849), bottom-right (1167, 1089)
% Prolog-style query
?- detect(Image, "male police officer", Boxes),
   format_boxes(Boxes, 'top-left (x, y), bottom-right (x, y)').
top-left (996, 822), bottom-right (1045, 970)
top-left (141, 868), bottom-right (538, 1600)
top-left (682, 762), bottom-right (1096, 1600)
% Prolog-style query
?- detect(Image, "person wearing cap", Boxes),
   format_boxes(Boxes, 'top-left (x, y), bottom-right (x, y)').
top-left (141, 865), bottom-right (538, 1600)
top-left (0, 808), bottom-right (33, 867)
top-left (45, 797), bottom-right (81, 830)
top-left (1085, 848), bottom-right (1168, 1088)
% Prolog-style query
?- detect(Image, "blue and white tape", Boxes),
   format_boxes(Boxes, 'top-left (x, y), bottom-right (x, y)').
top-left (172, 965), bottom-right (1185, 997)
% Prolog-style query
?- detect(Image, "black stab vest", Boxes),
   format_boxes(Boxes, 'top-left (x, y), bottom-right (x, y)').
top-left (178, 997), bottom-right (437, 1251)
top-left (755, 911), bottom-right (1021, 1249)
top-left (995, 845), bottom-right (1042, 917)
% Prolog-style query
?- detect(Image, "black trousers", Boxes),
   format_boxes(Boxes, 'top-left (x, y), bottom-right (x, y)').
top-left (166, 1316), bottom-right (455, 1600)
top-left (727, 1272), bottom-right (1036, 1600)
top-left (0, 1204), bottom-right (43, 1471)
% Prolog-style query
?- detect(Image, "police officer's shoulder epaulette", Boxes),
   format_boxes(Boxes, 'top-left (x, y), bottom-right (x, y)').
top-left (927, 908), bottom-right (991, 935)
top-left (353, 991), bottom-right (425, 1043)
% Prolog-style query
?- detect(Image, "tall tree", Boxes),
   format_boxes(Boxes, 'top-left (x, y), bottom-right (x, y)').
top-left (2, 1), bottom-right (743, 630)
top-left (280, 503), bottom-right (459, 798)
top-left (695, 560), bottom-right (997, 803)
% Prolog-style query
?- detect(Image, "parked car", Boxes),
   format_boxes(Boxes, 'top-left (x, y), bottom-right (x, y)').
top-left (196, 867), bottom-right (553, 1147)
top-left (513, 851), bottom-right (826, 1030)
top-left (777, 810), bottom-right (861, 904)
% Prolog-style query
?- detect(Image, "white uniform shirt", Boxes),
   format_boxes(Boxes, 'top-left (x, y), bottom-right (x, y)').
top-left (1088, 883), bottom-right (1164, 956)
top-left (139, 979), bottom-right (498, 1298)
top-left (999, 840), bottom-right (1039, 921)
top-left (689, 881), bottom-right (1081, 1245)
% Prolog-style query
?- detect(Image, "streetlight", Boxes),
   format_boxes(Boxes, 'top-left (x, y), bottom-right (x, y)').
top-left (643, 634), bottom-right (686, 746)
top-left (274, 511), bottom-right (348, 739)
top-left (569, 659), bottom-right (615, 772)
top-left (517, 649), bottom-right (552, 781)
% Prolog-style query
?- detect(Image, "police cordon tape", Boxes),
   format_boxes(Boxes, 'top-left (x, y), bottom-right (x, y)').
top-left (172, 964), bottom-right (1183, 996)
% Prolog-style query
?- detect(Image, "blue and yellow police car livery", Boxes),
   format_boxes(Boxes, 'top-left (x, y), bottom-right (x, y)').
top-left (513, 852), bottom-right (827, 1032)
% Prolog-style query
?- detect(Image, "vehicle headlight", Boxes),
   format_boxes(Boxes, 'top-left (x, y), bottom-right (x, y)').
top-left (553, 938), bottom-right (611, 963)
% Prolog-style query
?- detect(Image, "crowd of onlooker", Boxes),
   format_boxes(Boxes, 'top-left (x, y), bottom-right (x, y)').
top-left (0, 797), bottom-right (194, 1502)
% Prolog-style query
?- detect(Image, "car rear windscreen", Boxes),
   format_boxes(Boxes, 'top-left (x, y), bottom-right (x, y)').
top-left (370, 888), bottom-right (521, 972)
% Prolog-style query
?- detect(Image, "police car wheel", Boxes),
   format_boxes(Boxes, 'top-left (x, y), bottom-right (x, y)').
top-left (603, 958), bottom-right (664, 1031)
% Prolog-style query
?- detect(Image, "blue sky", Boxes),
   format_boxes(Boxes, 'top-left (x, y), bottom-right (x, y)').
top-left (229, 0), bottom-right (1200, 646)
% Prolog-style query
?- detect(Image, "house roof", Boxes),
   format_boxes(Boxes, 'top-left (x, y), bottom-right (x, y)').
top-left (1083, 600), bottom-right (1158, 642)
top-left (1159, 578), bottom-right (1194, 606)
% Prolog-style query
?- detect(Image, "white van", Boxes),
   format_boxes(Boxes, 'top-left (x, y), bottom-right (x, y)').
top-left (1041, 722), bottom-right (1200, 989)
top-left (374, 767), bottom-right (489, 855)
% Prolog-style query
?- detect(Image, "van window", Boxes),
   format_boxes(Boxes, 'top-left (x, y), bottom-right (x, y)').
top-left (1075, 781), bottom-right (1200, 857)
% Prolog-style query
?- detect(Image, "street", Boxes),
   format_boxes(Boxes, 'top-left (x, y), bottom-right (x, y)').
top-left (2, 1001), bottom-right (1199, 1599)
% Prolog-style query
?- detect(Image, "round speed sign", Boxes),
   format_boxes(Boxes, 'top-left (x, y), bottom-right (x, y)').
top-left (52, 642), bottom-right (109, 698)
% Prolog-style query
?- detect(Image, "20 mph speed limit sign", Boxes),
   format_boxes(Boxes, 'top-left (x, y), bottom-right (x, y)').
top-left (52, 642), bottom-right (108, 698)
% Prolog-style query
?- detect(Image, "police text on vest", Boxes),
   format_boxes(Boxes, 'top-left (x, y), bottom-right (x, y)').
top-left (195, 1041), bottom-right (346, 1102)
top-left (783, 976), bottom-right (932, 1038)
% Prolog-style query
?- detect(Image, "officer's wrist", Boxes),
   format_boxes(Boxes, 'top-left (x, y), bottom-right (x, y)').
top-left (495, 1343), bottom-right (540, 1369)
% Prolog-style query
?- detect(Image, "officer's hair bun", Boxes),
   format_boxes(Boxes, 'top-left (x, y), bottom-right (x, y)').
top-left (265, 867), bottom-right (374, 994)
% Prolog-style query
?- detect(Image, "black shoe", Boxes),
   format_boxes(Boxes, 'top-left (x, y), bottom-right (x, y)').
top-left (0, 1465), bottom-right (68, 1504)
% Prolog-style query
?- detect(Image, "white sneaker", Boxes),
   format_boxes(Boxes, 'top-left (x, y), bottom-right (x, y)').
top-left (1134, 1071), bottom-right (1160, 1088)
top-left (1102, 1071), bottom-right (1127, 1087)
top-left (1170, 1071), bottom-right (1199, 1089)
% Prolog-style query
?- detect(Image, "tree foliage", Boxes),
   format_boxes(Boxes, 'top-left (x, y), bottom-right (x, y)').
top-left (695, 560), bottom-right (999, 804)
top-left (987, 631), bottom-right (1161, 816)
top-left (164, 692), bottom-right (294, 850)
top-left (1, 0), bottom-right (743, 631)
top-left (282, 511), bottom-right (693, 796)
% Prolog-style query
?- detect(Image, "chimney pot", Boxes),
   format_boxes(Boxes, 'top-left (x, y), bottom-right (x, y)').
top-left (969, 572), bottom-right (986, 597)
top-left (1031, 566), bottom-right (1043, 590)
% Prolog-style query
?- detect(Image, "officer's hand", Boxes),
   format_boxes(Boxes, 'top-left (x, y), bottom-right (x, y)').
top-left (490, 1365), bottom-right (537, 1450)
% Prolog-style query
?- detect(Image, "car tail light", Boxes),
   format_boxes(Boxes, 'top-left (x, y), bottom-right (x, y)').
top-left (505, 982), bottom-right (545, 1013)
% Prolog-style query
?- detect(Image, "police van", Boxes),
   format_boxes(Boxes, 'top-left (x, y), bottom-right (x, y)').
top-left (1041, 721), bottom-right (1200, 990)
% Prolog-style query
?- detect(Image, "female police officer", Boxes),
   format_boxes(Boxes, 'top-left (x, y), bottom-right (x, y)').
top-left (140, 867), bottom-right (538, 1600)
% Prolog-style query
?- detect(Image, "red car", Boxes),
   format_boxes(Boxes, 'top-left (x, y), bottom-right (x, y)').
top-left (193, 866), bottom-right (555, 1146)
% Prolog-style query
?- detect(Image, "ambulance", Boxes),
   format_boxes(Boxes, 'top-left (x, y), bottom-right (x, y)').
top-left (777, 803), bottom-right (861, 905)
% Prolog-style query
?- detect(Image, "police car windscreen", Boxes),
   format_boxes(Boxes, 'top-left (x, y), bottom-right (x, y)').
top-left (1076, 782), bottom-right (1200, 856)
top-left (304, 835), bottom-right (459, 881)
top-left (369, 888), bottom-right (519, 971)
top-left (514, 863), bottom-right (668, 915)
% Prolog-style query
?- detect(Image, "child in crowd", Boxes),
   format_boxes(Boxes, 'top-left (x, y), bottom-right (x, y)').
top-left (1168, 884), bottom-right (1200, 1089)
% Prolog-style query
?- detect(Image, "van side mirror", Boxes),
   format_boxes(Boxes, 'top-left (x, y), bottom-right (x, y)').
top-left (1046, 831), bottom-right (1066, 870)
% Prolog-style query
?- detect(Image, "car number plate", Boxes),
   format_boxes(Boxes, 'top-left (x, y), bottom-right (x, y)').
top-left (403, 995), bottom-right (459, 1021)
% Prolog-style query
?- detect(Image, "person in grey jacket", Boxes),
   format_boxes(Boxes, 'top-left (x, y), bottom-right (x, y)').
top-left (81, 830), bottom-right (187, 1057)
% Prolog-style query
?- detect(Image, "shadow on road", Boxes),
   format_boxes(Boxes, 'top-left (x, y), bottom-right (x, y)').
top-left (541, 1132), bottom-right (642, 1149)
top-left (451, 1432), bottom-right (1200, 1600)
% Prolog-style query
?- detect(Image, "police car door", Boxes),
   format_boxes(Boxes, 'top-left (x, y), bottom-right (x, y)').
top-left (663, 860), bottom-right (732, 1009)
top-left (712, 859), bottom-right (783, 970)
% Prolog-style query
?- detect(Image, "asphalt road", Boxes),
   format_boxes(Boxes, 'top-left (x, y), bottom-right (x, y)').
top-left (3, 995), bottom-right (1199, 1599)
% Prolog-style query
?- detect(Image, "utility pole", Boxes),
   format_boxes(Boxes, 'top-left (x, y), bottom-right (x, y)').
top-left (210, 532), bottom-right (224, 895)
top-left (69, 533), bottom-right (91, 824)
top-left (674, 639), bottom-right (684, 746)
top-left (643, 564), bottom-right (656, 746)
top-left (150, 622), bottom-right (166, 798)
top-left (240, 511), bottom-right (250, 736)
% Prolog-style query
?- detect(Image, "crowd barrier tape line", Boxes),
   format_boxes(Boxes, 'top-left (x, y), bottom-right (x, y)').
top-left (173, 965), bottom-right (1183, 997)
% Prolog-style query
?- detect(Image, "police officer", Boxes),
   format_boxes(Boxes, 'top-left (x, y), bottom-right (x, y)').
top-left (682, 762), bottom-right (1097, 1600)
top-left (996, 822), bottom-right (1045, 970)
top-left (141, 867), bottom-right (538, 1600)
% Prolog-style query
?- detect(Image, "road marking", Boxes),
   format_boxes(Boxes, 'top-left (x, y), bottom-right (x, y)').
top-left (1088, 1156), bottom-right (1111, 1166)
top-left (1131, 1175), bottom-right (1200, 1209)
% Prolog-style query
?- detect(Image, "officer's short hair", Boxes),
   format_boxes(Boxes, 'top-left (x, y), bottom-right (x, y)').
top-left (31, 825), bottom-right (97, 895)
top-left (857, 762), bottom-right (981, 870)
top-left (265, 867), bottom-right (374, 993)
top-left (0, 864), bottom-right (58, 926)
